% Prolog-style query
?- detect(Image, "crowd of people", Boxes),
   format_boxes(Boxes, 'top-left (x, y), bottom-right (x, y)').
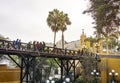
top-left (29, 41), bottom-right (45, 52)
top-left (12, 39), bottom-right (46, 52)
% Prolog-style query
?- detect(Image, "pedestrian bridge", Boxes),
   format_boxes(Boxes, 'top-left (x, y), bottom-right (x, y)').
top-left (0, 39), bottom-right (95, 83)
top-left (0, 39), bottom-right (84, 59)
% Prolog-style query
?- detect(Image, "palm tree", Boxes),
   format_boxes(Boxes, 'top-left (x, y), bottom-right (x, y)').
top-left (47, 9), bottom-right (61, 47)
top-left (47, 9), bottom-right (71, 48)
top-left (58, 11), bottom-right (71, 49)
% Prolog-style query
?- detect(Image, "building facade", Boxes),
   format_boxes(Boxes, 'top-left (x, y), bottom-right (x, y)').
top-left (80, 30), bottom-right (120, 83)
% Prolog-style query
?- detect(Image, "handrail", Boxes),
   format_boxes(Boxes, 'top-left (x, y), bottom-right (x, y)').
top-left (0, 39), bottom-right (80, 56)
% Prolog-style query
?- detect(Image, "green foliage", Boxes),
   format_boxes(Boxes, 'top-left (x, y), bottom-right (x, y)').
top-left (85, 36), bottom-right (102, 47)
top-left (35, 58), bottom-right (59, 80)
top-left (80, 52), bottom-right (97, 83)
top-left (47, 9), bottom-right (71, 32)
top-left (91, 77), bottom-right (101, 83)
top-left (76, 76), bottom-right (84, 83)
top-left (47, 9), bottom-right (60, 32)
top-left (84, 0), bottom-right (120, 37)
top-left (84, 0), bottom-right (120, 53)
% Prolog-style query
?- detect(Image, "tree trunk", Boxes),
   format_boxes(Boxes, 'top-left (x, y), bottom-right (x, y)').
top-left (53, 31), bottom-right (56, 47)
top-left (62, 31), bottom-right (64, 49)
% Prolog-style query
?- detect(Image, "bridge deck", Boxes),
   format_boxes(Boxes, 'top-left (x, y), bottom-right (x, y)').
top-left (0, 48), bottom-right (83, 60)
top-left (0, 39), bottom-right (89, 60)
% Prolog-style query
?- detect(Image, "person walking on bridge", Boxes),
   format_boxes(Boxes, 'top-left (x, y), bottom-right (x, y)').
top-left (42, 41), bottom-right (45, 52)
top-left (15, 39), bottom-right (19, 50)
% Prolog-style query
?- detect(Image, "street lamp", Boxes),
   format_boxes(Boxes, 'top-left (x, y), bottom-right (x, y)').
top-left (82, 45), bottom-right (86, 49)
top-left (91, 69), bottom-right (99, 83)
top-left (63, 77), bottom-right (70, 83)
top-left (65, 77), bottom-right (70, 82)
top-left (46, 76), bottom-right (55, 83)
top-left (95, 43), bottom-right (101, 75)
top-left (95, 43), bottom-right (100, 53)
top-left (109, 69), bottom-right (118, 83)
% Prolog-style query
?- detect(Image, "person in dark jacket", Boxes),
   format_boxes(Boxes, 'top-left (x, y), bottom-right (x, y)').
top-left (15, 39), bottom-right (19, 50)
top-left (42, 41), bottom-right (45, 52)
top-left (33, 41), bottom-right (36, 51)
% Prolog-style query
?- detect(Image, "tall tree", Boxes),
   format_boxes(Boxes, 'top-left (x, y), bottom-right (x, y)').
top-left (47, 9), bottom-right (61, 47)
top-left (58, 11), bottom-right (71, 49)
top-left (81, 51), bottom-right (97, 83)
top-left (83, 0), bottom-right (120, 35)
top-left (83, 0), bottom-right (120, 53)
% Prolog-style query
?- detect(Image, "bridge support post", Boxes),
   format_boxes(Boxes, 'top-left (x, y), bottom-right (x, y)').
top-left (19, 55), bottom-right (37, 83)
top-left (60, 59), bottom-right (64, 82)
top-left (73, 60), bottom-right (76, 83)
top-left (32, 57), bottom-right (36, 83)
top-left (20, 58), bottom-right (24, 83)
top-left (66, 60), bottom-right (69, 76)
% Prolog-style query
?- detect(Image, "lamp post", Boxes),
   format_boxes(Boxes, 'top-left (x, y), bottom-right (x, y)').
top-left (95, 43), bottom-right (100, 74)
top-left (109, 69), bottom-right (118, 83)
top-left (91, 69), bottom-right (99, 83)
top-left (46, 76), bottom-right (55, 83)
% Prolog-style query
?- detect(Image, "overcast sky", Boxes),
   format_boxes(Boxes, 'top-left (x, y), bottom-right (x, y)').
top-left (0, 0), bottom-right (95, 43)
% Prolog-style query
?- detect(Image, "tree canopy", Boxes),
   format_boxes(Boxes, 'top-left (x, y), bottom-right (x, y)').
top-left (83, 0), bottom-right (120, 36)
top-left (47, 9), bottom-right (61, 46)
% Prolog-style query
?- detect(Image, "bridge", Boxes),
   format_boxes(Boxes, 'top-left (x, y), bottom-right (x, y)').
top-left (0, 39), bottom-right (95, 83)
